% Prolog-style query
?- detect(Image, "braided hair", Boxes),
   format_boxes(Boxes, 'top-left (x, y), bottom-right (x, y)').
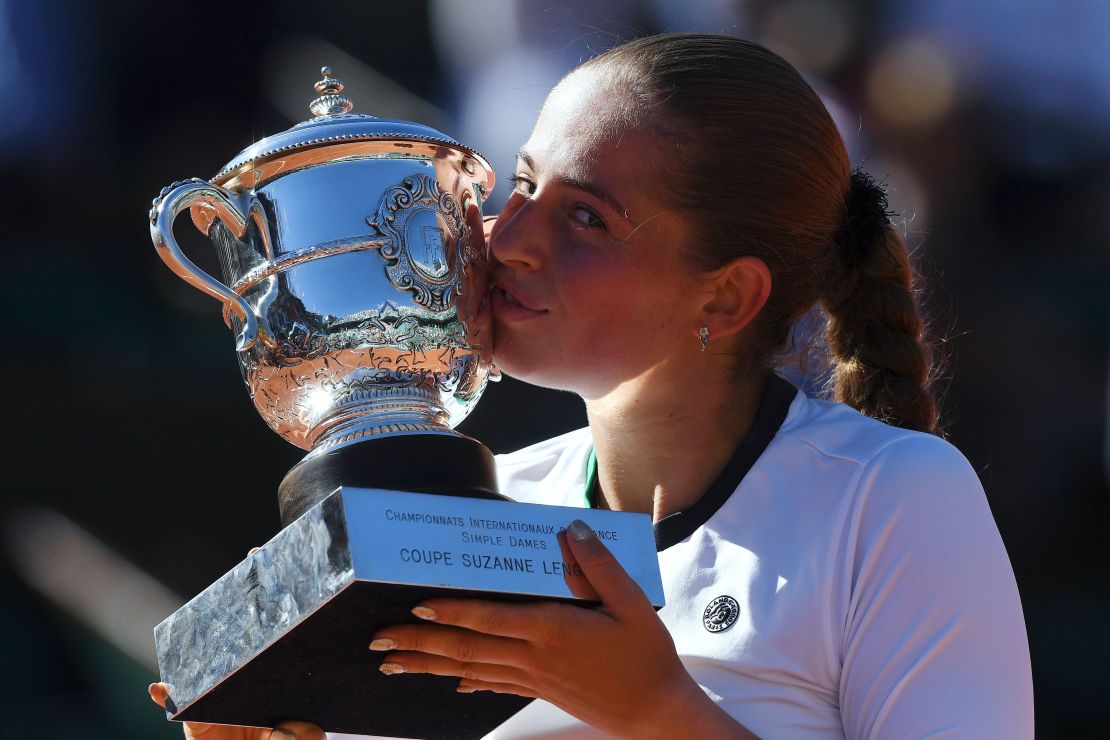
top-left (824, 171), bottom-right (938, 432)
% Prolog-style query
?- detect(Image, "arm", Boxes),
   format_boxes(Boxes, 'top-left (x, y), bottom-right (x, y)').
top-left (371, 520), bottom-right (758, 739)
top-left (839, 436), bottom-right (1034, 738)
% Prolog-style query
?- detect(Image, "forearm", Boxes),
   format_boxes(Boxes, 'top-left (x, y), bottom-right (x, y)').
top-left (683, 701), bottom-right (759, 740)
top-left (633, 678), bottom-right (759, 740)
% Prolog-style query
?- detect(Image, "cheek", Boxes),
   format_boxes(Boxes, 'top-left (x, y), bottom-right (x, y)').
top-left (562, 268), bottom-right (686, 351)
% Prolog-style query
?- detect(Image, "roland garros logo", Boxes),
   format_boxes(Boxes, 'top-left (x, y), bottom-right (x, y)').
top-left (702, 595), bottom-right (740, 633)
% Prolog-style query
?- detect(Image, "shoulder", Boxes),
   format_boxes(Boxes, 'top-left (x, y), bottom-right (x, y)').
top-left (778, 392), bottom-right (968, 474)
top-left (494, 427), bottom-right (593, 507)
top-left (762, 392), bottom-right (991, 558)
top-left (780, 405), bottom-right (1034, 736)
top-left (768, 397), bottom-right (1031, 737)
top-left (776, 398), bottom-right (1016, 634)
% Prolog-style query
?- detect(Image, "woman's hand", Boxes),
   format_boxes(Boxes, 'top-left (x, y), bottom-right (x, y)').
top-left (369, 520), bottom-right (755, 739)
top-left (147, 683), bottom-right (325, 740)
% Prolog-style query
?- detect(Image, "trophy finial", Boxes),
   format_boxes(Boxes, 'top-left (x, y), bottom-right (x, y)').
top-left (310, 65), bottom-right (353, 117)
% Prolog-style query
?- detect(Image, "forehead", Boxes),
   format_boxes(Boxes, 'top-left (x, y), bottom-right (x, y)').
top-left (523, 69), bottom-right (652, 181)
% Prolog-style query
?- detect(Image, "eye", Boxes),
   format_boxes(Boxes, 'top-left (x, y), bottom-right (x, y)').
top-left (508, 175), bottom-right (536, 197)
top-left (571, 205), bottom-right (606, 230)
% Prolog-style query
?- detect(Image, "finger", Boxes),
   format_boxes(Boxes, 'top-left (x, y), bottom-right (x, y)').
top-left (556, 530), bottom-right (600, 601)
top-left (564, 519), bottom-right (649, 616)
top-left (150, 683), bottom-right (240, 739)
top-left (457, 678), bottom-right (540, 699)
top-left (272, 720), bottom-right (326, 740)
top-left (410, 598), bottom-right (564, 640)
top-left (460, 203), bottom-right (494, 340)
top-left (464, 202), bottom-right (488, 254)
top-left (148, 682), bottom-right (184, 716)
top-left (370, 623), bottom-right (528, 667)
top-left (380, 651), bottom-right (531, 687)
top-left (484, 213), bottom-right (502, 247)
top-left (148, 682), bottom-right (168, 709)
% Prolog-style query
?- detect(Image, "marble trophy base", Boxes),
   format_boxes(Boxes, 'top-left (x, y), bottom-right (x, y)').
top-left (154, 442), bottom-right (665, 738)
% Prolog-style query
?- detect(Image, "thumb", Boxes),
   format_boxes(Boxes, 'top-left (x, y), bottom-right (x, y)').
top-left (564, 519), bottom-right (650, 617)
top-left (463, 203), bottom-right (489, 253)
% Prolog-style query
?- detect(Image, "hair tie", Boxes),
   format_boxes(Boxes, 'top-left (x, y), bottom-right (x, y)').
top-left (836, 169), bottom-right (894, 267)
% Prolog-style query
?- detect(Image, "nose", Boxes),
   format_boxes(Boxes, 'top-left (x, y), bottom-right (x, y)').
top-left (487, 194), bottom-right (544, 270)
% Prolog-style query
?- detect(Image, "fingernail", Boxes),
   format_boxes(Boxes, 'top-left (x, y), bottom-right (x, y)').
top-left (368, 638), bottom-right (395, 651)
top-left (457, 684), bottom-right (476, 694)
top-left (567, 519), bottom-right (594, 542)
top-left (412, 606), bottom-right (437, 621)
top-left (270, 730), bottom-right (295, 740)
top-left (379, 662), bottom-right (405, 675)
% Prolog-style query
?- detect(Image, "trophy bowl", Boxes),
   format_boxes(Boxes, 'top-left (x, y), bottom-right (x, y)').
top-left (150, 67), bottom-right (499, 525)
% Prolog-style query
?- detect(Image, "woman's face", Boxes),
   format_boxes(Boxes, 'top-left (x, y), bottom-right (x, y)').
top-left (486, 69), bottom-right (708, 399)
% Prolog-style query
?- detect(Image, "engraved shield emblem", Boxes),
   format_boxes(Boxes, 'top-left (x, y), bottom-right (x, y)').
top-left (407, 209), bottom-right (452, 279)
top-left (368, 174), bottom-right (469, 313)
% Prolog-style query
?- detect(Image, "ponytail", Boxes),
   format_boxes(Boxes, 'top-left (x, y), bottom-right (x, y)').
top-left (822, 170), bottom-right (939, 434)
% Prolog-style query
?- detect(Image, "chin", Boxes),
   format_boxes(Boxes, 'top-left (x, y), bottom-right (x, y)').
top-left (491, 349), bottom-right (576, 393)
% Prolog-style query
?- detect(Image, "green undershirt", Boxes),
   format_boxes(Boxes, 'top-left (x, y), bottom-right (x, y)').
top-left (584, 447), bottom-right (598, 509)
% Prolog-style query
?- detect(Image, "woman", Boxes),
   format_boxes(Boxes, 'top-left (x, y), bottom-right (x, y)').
top-left (151, 33), bottom-right (1033, 738)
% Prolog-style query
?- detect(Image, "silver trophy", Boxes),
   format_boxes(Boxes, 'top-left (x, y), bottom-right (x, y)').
top-left (148, 68), bottom-right (663, 738)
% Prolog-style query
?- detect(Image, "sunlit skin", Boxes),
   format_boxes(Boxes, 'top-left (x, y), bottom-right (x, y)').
top-left (148, 67), bottom-right (771, 739)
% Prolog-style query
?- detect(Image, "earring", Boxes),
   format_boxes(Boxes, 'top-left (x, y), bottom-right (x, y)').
top-left (699, 325), bottom-right (710, 352)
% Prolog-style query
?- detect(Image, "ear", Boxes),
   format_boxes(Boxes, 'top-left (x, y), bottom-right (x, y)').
top-left (697, 256), bottom-right (772, 342)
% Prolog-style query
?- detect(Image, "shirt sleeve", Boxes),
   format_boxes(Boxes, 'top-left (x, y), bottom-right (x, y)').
top-left (838, 434), bottom-right (1034, 739)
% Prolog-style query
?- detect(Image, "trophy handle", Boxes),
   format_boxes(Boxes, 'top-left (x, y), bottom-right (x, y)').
top-left (149, 178), bottom-right (263, 351)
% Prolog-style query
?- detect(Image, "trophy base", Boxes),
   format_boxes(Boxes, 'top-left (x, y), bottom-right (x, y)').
top-left (278, 433), bottom-right (504, 525)
top-left (155, 487), bottom-right (664, 739)
top-left (171, 581), bottom-right (535, 738)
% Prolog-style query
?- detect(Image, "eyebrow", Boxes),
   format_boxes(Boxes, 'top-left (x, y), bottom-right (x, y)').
top-left (516, 148), bottom-right (633, 224)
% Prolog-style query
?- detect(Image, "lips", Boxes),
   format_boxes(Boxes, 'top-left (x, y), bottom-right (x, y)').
top-left (490, 279), bottom-right (547, 320)
top-left (499, 287), bottom-right (533, 310)
top-left (493, 277), bottom-right (544, 310)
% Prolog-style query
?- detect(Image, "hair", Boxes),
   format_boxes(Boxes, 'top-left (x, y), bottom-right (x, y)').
top-left (580, 33), bottom-right (940, 434)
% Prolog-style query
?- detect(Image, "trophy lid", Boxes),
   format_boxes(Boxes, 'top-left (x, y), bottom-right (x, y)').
top-left (212, 66), bottom-right (492, 189)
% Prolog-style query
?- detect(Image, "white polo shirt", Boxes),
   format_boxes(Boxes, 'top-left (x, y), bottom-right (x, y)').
top-left (333, 375), bottom-right (1033, 739)
top-left (485, 374), bottom-right (1033, 739)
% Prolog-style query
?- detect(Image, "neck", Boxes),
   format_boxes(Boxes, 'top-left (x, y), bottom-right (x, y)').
top-left (584, 364), bottom-right (768, 520)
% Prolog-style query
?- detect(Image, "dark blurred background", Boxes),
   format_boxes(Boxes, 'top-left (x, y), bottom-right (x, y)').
top-left (2, 1), bottom-right (1107, 737)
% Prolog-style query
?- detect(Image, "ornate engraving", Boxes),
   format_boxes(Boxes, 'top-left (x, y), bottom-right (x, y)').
top-left (368, 174), bottom-right (470, 313)
top-left (277, 321), bottom-right (330, 363)
top-left (310, 421), bottom-right (450, 455)
top-left (239, 306), bottom-right (474, 450)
